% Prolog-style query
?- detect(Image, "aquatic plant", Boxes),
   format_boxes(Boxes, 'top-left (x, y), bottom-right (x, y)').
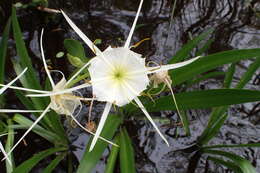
top-left (0, 1), bottom-right (259, 173)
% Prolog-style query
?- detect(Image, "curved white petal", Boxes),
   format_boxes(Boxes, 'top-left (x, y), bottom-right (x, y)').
top-left (0, 67), bottom-right (27, 95)
top-left (0, 84), bottom-right (49, 94)
top-left (0, 109), bottom-right (45, 113)
top-left (89, 102), bottom-right (112, 151)
top-left (0, 141), bottom-right (12, 166)
top-left (124, 0), bottom-right (144, 48)
top-left (2, 104), bottom-right (51, 161)
top-left (134, 97), bottom-right (169, 146)
top-left (61, 10), bottom-right (102, 55)
top-left (40, 29), bottom-right (55, 88)
top-left (26, 83), bottom-right (91, 97)
top-left (69, 113), bottom-right (118, 147)
top-left (147, 56), bottom-right (201, 74)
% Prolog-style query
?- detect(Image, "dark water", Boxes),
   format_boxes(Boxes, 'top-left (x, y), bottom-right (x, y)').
top-left (0, 0), bottom-right (260, 172)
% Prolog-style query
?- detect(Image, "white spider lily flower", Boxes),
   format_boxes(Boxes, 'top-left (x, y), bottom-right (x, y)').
top-left (1, 30), bottom-right (117, 161)
top-left (61, 0), bottom-right (200, 151)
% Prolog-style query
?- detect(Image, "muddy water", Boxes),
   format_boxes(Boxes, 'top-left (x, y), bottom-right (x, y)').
top-left (1, 0), bottom-right (260, 172)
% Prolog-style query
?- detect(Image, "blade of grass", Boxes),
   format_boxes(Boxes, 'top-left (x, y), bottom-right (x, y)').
top-left (138, 89), bottom-right (260, 112)
top-left (119, 127), bottom-right (136, 173)
top-left (170, 49), bottom-right (260, 85)
top-left (0, 18), bottom-right (11, 105)
top-left (5, 119), bottom-right (14, 173)
top-left (42, 153), bottom-right (66, 173)
top-left (197, 113), bottom-right (228, 145)
top-left (195, 38), bottom-right (214, 56)
top-left (105, 134), bottom-right (120, 173)
top-left (235, 57), bottom-right (260, 89)
top-left (12, 147), bottom-right (66, 173)
top-left (76, 114), bottom-right (123, 173)
top-left (203, 143), bottom-right (260, 149)
top-left (169, 29), bottom-right (214, 63)
top-left (11, 6), bottom-right (42, 91)
top-left (223, 63), bottom-right (236, 88)
top-left (12, 114), bottom-right (59, 144)
top-left (203, 149), bottom-right (256, 173)
top-left (207, 156), bottom-right (243, 173)
top-left (186, 71), bottom-right (225, 87)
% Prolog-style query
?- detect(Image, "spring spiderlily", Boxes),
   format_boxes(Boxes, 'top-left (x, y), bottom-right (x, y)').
top-left (1, 30), bottom-right (117, 161)
top-left (61, 0), bottom-right (200, 151)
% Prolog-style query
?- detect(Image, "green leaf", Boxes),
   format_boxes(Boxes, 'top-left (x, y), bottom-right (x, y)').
top-left (42, 153), bottom-right (66, 173)
top-left (203, 149), bottom-right (256, 173)
top-left (197, 113), bottom-right (228, 145)
top-left (11, 6), bottom-right (42, 91)
top-left (0, 18), bottom-right (11, 104)
top-left (13, 114), bottom-right (59, 144)
top-left (179, 110), bottom-right (190, 136)
top-left (223, 64), bottom-right (236, 88)
top-left (64, 39), bottom-right (86, 61)
top-left (203, 143), bottom-right (260, 149)
top-left (76, 114), bottom-right (123, 173)
top-left (119, 127), bottom-right (136, 173)
top-left (105, 135), bottom-right (120, 173)
top-left (67, 53), bottom-right (85, 68)
top-left (207, 156), bottom-right (243, 173)
top-left (12, 147), bottom-right (66, 173)
top-left (5, 119), bottom-right (14, 173)
top-left (170, 49), bottom-right (260, 85)
top-left (186, 71), bottom-right (225, 87)
top-left (235, 57), bottom-right (260, 89)
top-left (0, 18), bottom-right (11, 84)
top-left (56, 52), bottom-right (64, 58)
top-left (195, 38), bottom-right (214, 56)
top-left (169, 29), bottom-right (214, 63)
top-left (141, 89), bottom-right (260, 112)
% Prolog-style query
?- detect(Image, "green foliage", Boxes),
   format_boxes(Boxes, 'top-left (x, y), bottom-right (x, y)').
top-left (133, 89), bottom-right (260, 112)
top-left (119, 128), bottom-right (136, 173)
top-left (105, 135), bottom-right (120, 173)
top-left (0, 18), bottom-right (11, 105)
top-left (76, 114), bottom-right (123, 173)
top-left (171, 49), bottom-right (260, 85)
top-left (169, 29), bottom-right (214, 63)
top-left (12, 147), bottom-right (66, 173)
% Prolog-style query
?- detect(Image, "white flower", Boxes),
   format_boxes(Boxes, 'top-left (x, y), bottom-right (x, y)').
top-left (1, 30), bottom-right (116, 161)
top-left (61, 0), bottom-right (200, 151)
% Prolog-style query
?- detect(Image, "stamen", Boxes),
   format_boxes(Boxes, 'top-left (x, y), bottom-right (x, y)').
top-left (130, 38), bottom-right (150, 49)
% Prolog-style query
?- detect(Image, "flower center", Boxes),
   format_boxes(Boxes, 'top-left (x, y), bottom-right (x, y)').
top-left (111, 66), bottom-right (127, 82)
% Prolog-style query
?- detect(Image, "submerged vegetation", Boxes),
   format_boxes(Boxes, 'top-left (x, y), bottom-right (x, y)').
top-left (0, 0), bottom-right (259, 172)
